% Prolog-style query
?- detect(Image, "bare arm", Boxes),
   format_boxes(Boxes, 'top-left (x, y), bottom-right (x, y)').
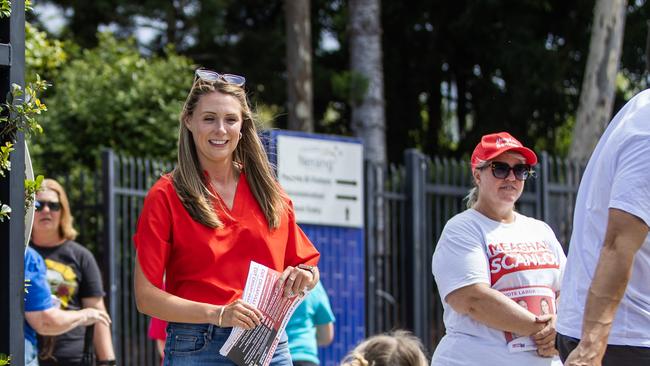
top-left (82, 297), bottom-right (115, 361)
top-left (25, 306), bottom-right (110, 336)
top-left (565, 209), bottom-right (648, 366)
top-left (316, 323), bottom-right (334, 346)
top-left (446, 283), bottom-right (548, 336)
top-left (134, 258), bottom-right (262, 329)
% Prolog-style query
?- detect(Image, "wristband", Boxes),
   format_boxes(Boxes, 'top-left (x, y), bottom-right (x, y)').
top-left (218, 305), bottom-right (226, 327)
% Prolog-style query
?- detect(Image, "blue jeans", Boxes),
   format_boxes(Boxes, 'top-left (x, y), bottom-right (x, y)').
top-left (164, 323), bottom-right (292, 366)
top-left (25, 339), bottom-right (39, 366)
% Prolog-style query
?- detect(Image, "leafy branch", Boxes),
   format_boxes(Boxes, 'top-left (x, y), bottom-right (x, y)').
top-left (0, 1), bottom-right (9, 18)
top-left (0, 77), bottom-right (48, 222)
top-left (0, 76), bottom-right (48, 138)
top-left (24, 174), bottom-right (43, 211)
top-left (0, 141), bottom-right (12, 176)
top-left (0, 0), bottom-right (32, 17)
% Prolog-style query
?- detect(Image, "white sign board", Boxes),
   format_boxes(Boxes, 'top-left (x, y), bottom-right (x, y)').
top-left (277, 135), bottom-right (363, 228)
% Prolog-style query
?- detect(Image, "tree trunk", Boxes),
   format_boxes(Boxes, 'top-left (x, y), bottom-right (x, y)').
top-left (350, 0), bottom-right (387, 336)
top-left (569, 0), bottom-right (627, 161)
top-left (165, 1), bottom-right (179, 46)
top-left (285, 0), bottom-right (313, 132)
top-left (349, 0), bottom-right (386, 165)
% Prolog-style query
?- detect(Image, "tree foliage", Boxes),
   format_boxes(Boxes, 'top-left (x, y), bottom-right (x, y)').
top-left (25, 22), bottom-right (68, 83)
top-left (569, 0), bottom-right (626, 161)
top-left (381, 1), bottom-right (597, 160)
top-left (32, 0), bottom-right (650, 163)
top-left (30, 33), bottom-right (194, 174)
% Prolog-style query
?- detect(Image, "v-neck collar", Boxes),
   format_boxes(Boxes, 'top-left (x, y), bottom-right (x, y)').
top-left (212, 170), bottom-right (245, 215)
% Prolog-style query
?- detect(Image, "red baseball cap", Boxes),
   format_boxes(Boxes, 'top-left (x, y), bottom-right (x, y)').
top-left (471, 132), bottom-right (537, 169)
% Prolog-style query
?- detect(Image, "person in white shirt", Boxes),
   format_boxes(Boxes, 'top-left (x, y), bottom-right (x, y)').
top-left (431, 132), bottom-right (566, 366)
top-left (556, 90), bottom-right (650, 366)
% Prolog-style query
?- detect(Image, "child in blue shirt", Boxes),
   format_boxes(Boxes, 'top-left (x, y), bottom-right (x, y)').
top-left (286, 281), bottom-right (335, 366)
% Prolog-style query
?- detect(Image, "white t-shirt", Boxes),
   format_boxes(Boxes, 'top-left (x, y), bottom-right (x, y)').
top-left (556, 89), bottom-right (650, 347)
top-left (431, 209), bottom-right (566, 366)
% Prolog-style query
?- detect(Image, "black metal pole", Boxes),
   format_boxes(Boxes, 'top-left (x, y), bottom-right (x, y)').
top-left (364, 160), bottom-right (376, 336)
top-left (404, 149), bottom-right (431, 349)
top-left (102, 148), bottom-right (119, 364)
top-left (0, 0), bottom-right (25, 364)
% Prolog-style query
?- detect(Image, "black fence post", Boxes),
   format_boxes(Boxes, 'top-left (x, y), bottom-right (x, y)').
top-left (0, 0), bottom-right (25, 363)
top-left (404, 149), bottom-right (431, 346)
top-left (102, 148), bottom-right (120, 363)
top-left (540, 151), bottom-right (550, 223)
top-left (364, 160), bottom-right (377, 336)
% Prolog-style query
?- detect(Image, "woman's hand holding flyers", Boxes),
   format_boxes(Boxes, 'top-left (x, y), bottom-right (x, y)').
top-left (219, 299), bottom-right (263, 330)
top-left (278, 265), bottom-right (315, 298)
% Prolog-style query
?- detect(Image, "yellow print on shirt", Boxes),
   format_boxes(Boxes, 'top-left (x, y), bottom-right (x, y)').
top-left (44, 259), bottom-right (78, 309)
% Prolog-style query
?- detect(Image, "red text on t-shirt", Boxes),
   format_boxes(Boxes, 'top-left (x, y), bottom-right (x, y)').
top-left (487, 241), bottom-right (559, 284)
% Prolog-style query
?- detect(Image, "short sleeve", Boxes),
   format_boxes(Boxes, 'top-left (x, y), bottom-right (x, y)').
top-left (541, 221), bottom-right (567, 291)
top-left (24, 248), bottom-right (53, 312)
top-left (432, 216), bottom-right (490, 302)
top-left (283, 199), bottom-right (320, 267)
top-left (133, 179), bottom-right (173, 288)
top-left (311, 282), bottom-right (335, 325)
top-left (609, 138), bottom-right (650, 226)
top-left (78, 246), bottom-right (105, 298)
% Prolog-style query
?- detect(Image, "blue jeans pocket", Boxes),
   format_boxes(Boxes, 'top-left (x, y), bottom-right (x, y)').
top-left (169, 329), bottom-right (209, 355)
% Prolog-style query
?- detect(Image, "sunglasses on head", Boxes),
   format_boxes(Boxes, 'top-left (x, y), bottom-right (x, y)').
top-left (195, 68), bottom-right (246, 87)
top-left (482, 162), bottom-right (534, 181)
top-left (34, 200), bottom-right (62, 212)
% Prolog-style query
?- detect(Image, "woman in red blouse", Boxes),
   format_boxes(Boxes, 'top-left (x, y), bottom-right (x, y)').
top-left (133, 69), bottom-right (320, 365)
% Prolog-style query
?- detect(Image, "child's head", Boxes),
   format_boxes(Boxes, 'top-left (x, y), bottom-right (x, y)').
top-left (341, 330), bottom-right (429, 366)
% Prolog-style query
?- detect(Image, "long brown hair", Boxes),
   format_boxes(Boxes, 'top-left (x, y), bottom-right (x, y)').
top-left (38, 178), bottom-right (78, 240)
top-left (172, 76), bottom-right (287, 229)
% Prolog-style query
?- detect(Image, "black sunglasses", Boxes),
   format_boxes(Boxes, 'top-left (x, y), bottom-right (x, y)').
top-left (34, 200), bottom-right (62, 212)
top-left (483, 162), bottom-right (534, 181)
top-left (195, 69), bottom-right (246, 87)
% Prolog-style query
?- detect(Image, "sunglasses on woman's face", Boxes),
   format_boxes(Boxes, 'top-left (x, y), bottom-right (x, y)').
top-left (195, 69), bottom-right (246, 87)
top-left (34, 200), bottom-right (62, 212)
top-left (484, 162), bottom-right (533, 181)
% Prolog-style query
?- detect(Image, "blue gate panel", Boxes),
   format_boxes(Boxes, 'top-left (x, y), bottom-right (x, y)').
top-left (263, 130), bottom-right (366, 365)
top-left (300, 224), bottom-right (365, 366)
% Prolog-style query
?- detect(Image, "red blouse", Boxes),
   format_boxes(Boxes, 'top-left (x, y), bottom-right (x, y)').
top-left (133, 172), bottom-right (320, 305)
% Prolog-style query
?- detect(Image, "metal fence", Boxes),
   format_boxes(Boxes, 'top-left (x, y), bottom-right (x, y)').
top-left (52, 147), bottom-right (586, 363)
top-left (364, 149), bottom-right (585, 354)
top-left (54, 170), bottom-right (104, 256)
top-left (102, 150), bottom-right (173, 366)
top-left (54, 152), bottom-right (173, 366)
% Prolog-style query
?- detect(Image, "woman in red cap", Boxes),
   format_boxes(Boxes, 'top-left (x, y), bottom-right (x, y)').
top-left (431, 132), bottom-right (566, 366)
